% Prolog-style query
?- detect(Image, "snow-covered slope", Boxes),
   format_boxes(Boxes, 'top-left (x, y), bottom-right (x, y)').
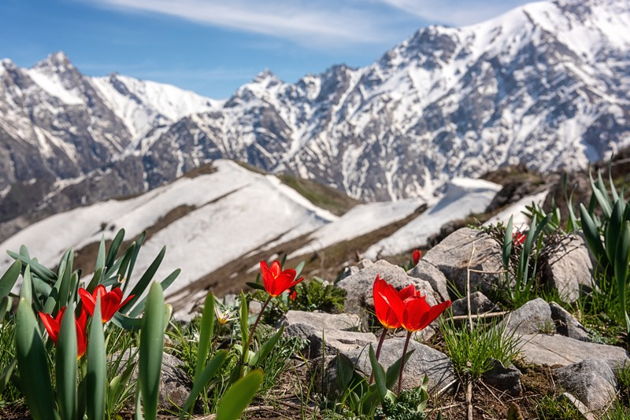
top-left (0, 161), bottom-right (335, 295)
top-left (290, 198), bottom-right (425, 258)
top-left (364, 178), bottom-right (502, 258)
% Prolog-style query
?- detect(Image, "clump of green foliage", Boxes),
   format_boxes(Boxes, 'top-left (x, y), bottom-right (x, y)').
top-left (375, 382), bottom-right (429, 420)
top-left (536, 395), bottom-right (582, 420)
top-left (578, 172), bottom-right (630, 333)
top-left (441, 317), bottom-right (521, 379)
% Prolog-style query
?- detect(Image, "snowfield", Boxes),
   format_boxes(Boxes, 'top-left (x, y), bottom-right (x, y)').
top-left (363, 178), bottom-right (502, 258)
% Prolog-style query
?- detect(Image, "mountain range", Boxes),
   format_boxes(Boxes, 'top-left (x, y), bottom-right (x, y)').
top-left (1, 0), bottom-right (629, 242)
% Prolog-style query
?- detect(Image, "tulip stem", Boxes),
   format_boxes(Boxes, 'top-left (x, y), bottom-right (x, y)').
top-left (369, 328), bottom-right (388, 384)
top-left (397, 331), bottom-right (412, 394)
top-left (375, 328), bottom-right (387, 360)
top-left (242, 295), bottom-right (272, 363)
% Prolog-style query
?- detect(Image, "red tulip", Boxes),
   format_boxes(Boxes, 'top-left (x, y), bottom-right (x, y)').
top-left (513, 231), bottom-right (526, 246)
top-left (411, 249), bottom-right (422, 265)
top-left (78, 285), bottom-right (134, 323)
top-left (373, 276), bottom-right (424, 329)
top-left (373, 275), bottom-right (404, 329)
top-left (39, 307), bottom-right (88, 358)
top-left (289, 289), bottom-right (297, 301)
top-left (401, 295), bottom-right (451, 332)
top-left (259, 260), bottom-right (303, 297)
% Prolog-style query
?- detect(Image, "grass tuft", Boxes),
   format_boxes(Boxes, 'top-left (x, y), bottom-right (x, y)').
top-left (441, 317), bottom-right (521, 379)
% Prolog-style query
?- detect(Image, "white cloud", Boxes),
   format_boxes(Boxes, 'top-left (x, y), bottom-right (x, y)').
top-left (379, 0), bottom-right (532, 26)
top-left (91, 0), bottom-right (397, 46)
top-left (88, 0), bottom-right (532, 47)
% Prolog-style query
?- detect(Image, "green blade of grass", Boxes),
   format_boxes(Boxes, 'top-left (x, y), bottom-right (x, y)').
top-left (57, 301), bottom-right (78, 420)
top-left (87, 299), bottom-right (106, 420)
top-left (194, 292), bottom-right (216, 381)
top-left (139, 282), bottom-right (166, 420)
top-left (15, 298), bottom-right (54, 420)
top-left (216, 370), bottom-right (263, 420)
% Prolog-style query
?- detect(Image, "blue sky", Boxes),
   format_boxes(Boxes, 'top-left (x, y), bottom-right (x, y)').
top-left (1, 0), bottom-right (531, 98)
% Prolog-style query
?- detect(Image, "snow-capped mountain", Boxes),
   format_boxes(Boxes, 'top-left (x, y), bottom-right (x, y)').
top-left (1, 0), bottom-right (629, 238)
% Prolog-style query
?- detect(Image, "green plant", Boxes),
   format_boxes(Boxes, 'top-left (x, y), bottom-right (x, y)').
top-left (603, 401), bottom-right (630, 420)
top-left (289, 277), bottom-right (346, 313)
top-left (536, 395), bottom-right (581, 419)
top-left (501, 214), bottom-right (551, 306)
top-left (375, 379), bottom-right (429, 420)
top-left (441, 318), bottom-right (520, 379)
top-left (330, 346), bottom-right (415, 418)
top-left (578, 172), bottom-right (630, 333)
top-left (617, 363), bottom-right (630, 405)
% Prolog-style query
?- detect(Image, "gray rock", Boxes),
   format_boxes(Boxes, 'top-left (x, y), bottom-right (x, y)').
top-left (337, 260), bottom-right (439, 323)
top-left (451, 291), bottom-right (498, 316)
top-left (519, 334), bottom-right (630, 367)
top-left (502, 298), bottom-right (554, 335)
top-left (116, 349), bottom-right (190, 408)
top-left (349, 338), bottom-right (456, 392)
top-left (482, 359), bottom-right (522, 396)
top-left (544, 234), bottom-right (594, 302)
top-left (284, 322), bottom-right (376, 358)
top-left (282, 310), bottom-right (361, 331)
top-left (549, 302), bottom-right (591, 341)
top-left (422, 228), bottom-right (504, 296)
top-left (407, 259), bottom-right (450, 301)
top-left (555, 359), bottom-right (617, 411)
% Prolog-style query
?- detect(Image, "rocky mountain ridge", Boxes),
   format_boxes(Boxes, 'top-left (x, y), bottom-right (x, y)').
top-left (1, 0), bottom-right (629, 240)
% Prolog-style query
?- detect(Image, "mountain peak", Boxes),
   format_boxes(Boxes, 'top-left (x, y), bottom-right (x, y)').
top-left (252, 69), bottom-right (280, 83)
top-left (33, 51), bottom-right (74, 73)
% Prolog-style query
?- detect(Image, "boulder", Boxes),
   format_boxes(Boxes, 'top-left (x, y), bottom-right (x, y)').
top-left (549, 302), bottom-right (590, 341)
top-left (519, 334), bottom-right (630, 367)
top-left (282, 311), bottom-right (376, 358)
top-left (544, 234), bottom-right (594, 302)
top-left (482, 359), bottom-right (522, 396)
top-left (407, 259), bottom-right (450, 301)
top-left (501, 298), bottom-right (554, 335)
top-left (451, 291), bottom-right (498, 316)
top-left (555, 359), bottom-right (617, 411)
top-left (349, 338), bottom-right (456, 392)
top-left (422, 227), bottom-right (504, 295)
top-left (337, 260), bottom-right (438, 323)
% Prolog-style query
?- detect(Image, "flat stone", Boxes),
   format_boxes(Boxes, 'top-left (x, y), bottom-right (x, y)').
top-left (502, 298), bottom-right (554, 335)
top-left (284, 322), bottom-right (376, 358)
top-left (451, 291), bottom-right (498, 316)
top-left (519, 334), bottom-right (630, 367)
top-left (422, 227), bottom-right (504, 296)
top-left (549, 302), bottom-right (590, 341)
top-left (407, 259), bottom-right (450, 301)
top-left (544, 234), bottom-right (594, 302)
top-left (349, 338), bottom-right (456, 392)
top-left (337, 259), bottom-right (439, 323)
top-left (555, 359), bottom-right (617, 411)
top-left (282, 310), bottom-right (361, 331)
